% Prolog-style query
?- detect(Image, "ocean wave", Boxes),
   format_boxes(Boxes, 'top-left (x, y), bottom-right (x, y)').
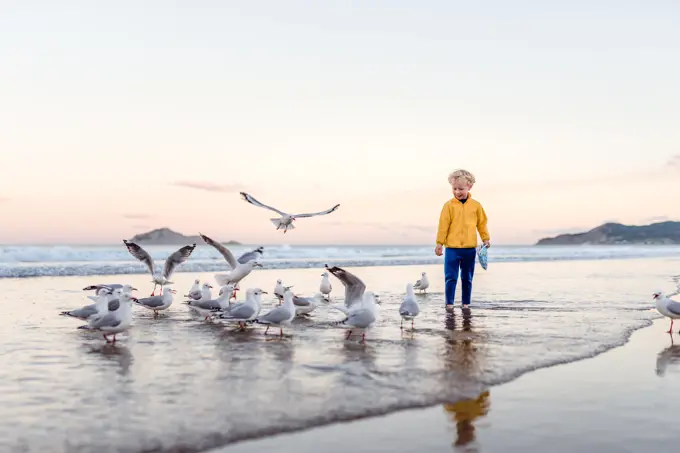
top-left (0, 244), bottom-right (678, 278)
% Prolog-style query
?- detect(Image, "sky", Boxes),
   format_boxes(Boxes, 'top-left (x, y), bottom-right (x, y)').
top-left (1, 1), bottom-right (679, 245)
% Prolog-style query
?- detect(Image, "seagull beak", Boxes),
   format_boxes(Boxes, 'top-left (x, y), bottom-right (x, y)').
top-left (261, 291), bottom-right (268, 294)
top-left (131, 297), bottom-right (139, 302)
top-left (208, 285), bottom-right (213, 288)
top-left (131, 287), bottom-right (138, 291)
top-left (170, 289), bottom-right (177, 294)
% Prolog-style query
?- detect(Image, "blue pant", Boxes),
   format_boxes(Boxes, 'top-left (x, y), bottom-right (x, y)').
top-left (445, 247), bottom-right (476, 306)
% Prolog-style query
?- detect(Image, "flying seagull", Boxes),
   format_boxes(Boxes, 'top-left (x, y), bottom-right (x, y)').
top-left (122, 239), bottom-right (196, 296)
top-left (239, 192), bottom-right (340, 233)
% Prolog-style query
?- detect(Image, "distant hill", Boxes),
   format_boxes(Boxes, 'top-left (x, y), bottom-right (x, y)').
top-left (536, 221), bottom-right (680, 245)
top-left (128, 228), bottom-right (241, 246)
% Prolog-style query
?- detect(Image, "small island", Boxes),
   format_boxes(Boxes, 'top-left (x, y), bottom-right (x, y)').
top-left (536, 221), bottom-right (680, 245)
top-left (128, 228), bottom-right (241, 246)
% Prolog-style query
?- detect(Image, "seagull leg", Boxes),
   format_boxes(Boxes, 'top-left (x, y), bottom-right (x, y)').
top-left (412, 319), bottom-right (414, 329)
top-left (151, 284), bottom-right (157, 296)
top-left (103, 334), bottom-right (109, 342)
top-left (361, 332), bottom-right (366, 342)
top-left (669, 319), bottom-right (674, 334)
top-left (279, 327), bottom-right (283, 337)
top-left (112, 335), bottom-right (116, 344)
top-left (400, 318), bottom-right (403, 329)
top-left (264, 325), bottom-right (269, 335)
top-left (345, 329), bottom-right (352, 340)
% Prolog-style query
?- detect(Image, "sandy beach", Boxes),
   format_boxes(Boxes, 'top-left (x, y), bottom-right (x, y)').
top-left (0, 255), bottom-right (676, 453)
top-left (219, 317), bottom-right (680, 453)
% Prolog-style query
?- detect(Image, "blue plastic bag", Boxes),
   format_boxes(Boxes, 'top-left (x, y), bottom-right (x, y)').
top-left (477, 244), bottom-right (488, 270)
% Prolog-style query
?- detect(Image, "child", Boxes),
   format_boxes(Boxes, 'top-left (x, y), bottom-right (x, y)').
top-left (435, 169), bottom-right (490, 310)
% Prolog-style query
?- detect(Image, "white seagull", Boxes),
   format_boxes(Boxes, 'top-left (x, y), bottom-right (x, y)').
top-left (413, 272), bottom-right (429, 293)
top-left (134, 287), bottom-right (176, 316)
top-left (78, 292), bottom-right (137, 343)
top-left (399, 283), bottom-right (420, 329)
top-left (185, 279), bottom-right (202, 300)
top-left (319, 272), bottom-right (332, 299)
top-left (239, 192), bottom-right (340, 233)
top-left (255, 290), bottom-right (297, 336)
top-left (123, 239), bottom-right (196, 296)
top-left (60, 287), bottom-right (117, 320)
top-left (186, 284), bottom-right (232, 321)
top-left (292, 293), bottom-right (324, 316)
top-left (216, 288), bottom-right (267, 330)
top-left (199, 232), bottom-right (263, 290)
top-left (274, 279), bottom-right (294, 301)
top-left (325, 264), bottom-right (378, 341)
top-left (654, 290), bottom-right (680, 333)
top-left (237, 246), bottom-right (265, 264)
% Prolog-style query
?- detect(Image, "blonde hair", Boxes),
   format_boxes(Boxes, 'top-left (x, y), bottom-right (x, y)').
top-left (447, 169), bottom-right (476, 185)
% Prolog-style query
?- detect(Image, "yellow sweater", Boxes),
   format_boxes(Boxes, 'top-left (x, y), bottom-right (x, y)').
top-left (436, 193), bottom-right (490, 248)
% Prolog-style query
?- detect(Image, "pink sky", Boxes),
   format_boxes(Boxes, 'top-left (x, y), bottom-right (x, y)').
top-left (1, 2), bottom-right (679, 245)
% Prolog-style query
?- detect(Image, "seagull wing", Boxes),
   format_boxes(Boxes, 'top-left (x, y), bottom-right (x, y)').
top-left (291, 204), bottom-right (340, 218)
top-left (325, 265), bottom-right (366, 308)
top-left (123, 240), bottom-right (155, 274)
top-left (240, 192), bottom-right (288, 216)
top-left (163, 243), bottom-right (197, 278)
top-left (200, 233), bottom-right (237, 269)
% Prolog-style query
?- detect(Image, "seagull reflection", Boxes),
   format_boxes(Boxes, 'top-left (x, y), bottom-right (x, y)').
top-left (656, 336), bottom-right (680, 377)
top-left (84, 343), bottom-right (133, 376)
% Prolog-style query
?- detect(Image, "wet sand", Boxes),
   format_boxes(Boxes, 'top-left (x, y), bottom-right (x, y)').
top-left (0, 258), bottom-right (674, 452)
top-left (219, 318), bottom-right (680, 453)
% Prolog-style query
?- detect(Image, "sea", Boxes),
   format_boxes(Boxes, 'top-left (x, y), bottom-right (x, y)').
top-left (1, 244), bottom-right (679, 453)
top-left (2, 243), bottom-right (680, 279)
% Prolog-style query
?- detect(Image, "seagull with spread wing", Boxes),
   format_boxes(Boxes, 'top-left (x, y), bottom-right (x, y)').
top-left (122, 240), bottom-right (196, 296)
top-left (239, 192), bottom-right (340, 233)
top-left (199, 233), bottom-right (262, 291)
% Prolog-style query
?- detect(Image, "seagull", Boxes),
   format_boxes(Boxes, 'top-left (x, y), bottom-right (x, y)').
top-left (78, 292), bottom-right (137, 343)
top-left (122, 240), bottom-right (196, 296)
top-left (255, 290), bottom-right (296, 336)
top-left (83, 283), bottom-right (137, 295)
top-left (413, 272), bottom-right (429, 293)
top-left (186, 284), bottom-right (232, 321)
top-left (237, 246), bottom-right (264, 264)
top-left (325, 264), bottom-right (378, 341)
top-left (185, 279), bottom-right (202, 300)
top-left (654, 290), bottom-right (680, 333)
top-left (215, 288), bottom-right (267, 330)
top-left (324, 264), bottom-right (366, 309)
top-left (292, 293), bottom-right (324, 316)
top-left (200, 233), bottom-right (263, 289)
top-left (319, 272), bottom-right (332, 299)
top-left (60, 287), bottom-right (116, 320)
top-left (134, 287), bottom-right (176, 316)
top-left (274, 279), bottom-right (294, 301)
top-left (330, 291), bottom-right (379, 342)
top-left (399, 283), bottom-right (420, 329)
top-left (185, 282), bottom-right (214, 317)
top-left (239, 192), bottom-right (340, 233)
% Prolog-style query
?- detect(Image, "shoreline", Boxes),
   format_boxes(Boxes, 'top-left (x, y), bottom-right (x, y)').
top-left (215, 318), bottom-right (677, 452)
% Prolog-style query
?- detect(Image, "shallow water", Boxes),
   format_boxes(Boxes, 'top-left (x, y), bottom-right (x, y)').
top-left (0, 257), bottom-right (676, 453)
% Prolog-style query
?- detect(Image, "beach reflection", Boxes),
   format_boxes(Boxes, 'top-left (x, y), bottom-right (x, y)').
top-left (441, 307), bottom-right (490, 451)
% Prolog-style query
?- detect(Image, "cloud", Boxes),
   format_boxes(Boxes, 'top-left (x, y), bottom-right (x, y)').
top-left (667, 154), bottom-right (680, 169)
top-left (0, 196), bottom-right (8, 202)
top-left (122, 213), bottom-right (150, 219)
top-left (170, 180), bottom-right (244, 193)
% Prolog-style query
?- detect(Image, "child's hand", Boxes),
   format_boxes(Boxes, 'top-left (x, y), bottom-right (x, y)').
top-left (435, 244), bottom-right (443, 256)
top-left (483, 240), bottom-right (491, 248)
